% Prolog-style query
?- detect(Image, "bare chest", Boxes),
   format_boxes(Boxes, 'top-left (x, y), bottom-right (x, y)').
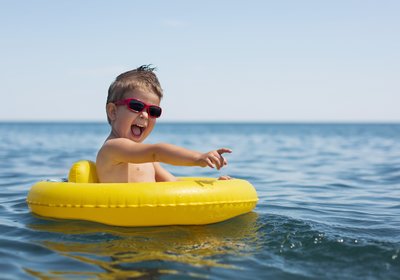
top-left (127, 162), bottom-right (156, 182)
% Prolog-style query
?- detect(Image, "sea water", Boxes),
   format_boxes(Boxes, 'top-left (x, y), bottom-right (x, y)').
top-left (0, 122), bottom-right (399, 279)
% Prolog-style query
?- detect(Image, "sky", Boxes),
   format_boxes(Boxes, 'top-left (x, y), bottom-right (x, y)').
top-left (0, 0), bottom-right (399, 122)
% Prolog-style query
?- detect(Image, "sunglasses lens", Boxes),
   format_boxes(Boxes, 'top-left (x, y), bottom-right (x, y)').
top-left (128, 100), bottom-right (145, 112)
top-left (149, 106), bottom-right (162, 118)
top-left (124, 99), bottom-right (161, 118)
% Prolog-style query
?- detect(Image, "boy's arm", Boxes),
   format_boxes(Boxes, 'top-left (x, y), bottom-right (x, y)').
top-left (153, 162), bottom-right (178, 182)
top-left (99, 138), bottom-right (231, 169)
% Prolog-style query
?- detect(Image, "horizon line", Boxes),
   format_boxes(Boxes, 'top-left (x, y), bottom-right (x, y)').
top-left (1, 120), bottom-right (400, 125)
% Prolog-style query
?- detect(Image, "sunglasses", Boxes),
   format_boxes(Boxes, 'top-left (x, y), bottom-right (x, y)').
top-left (114, 98), bottom-right (162, 118)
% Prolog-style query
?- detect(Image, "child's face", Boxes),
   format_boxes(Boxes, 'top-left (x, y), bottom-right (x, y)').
top-left (108, 89), bottom-right (161, 143)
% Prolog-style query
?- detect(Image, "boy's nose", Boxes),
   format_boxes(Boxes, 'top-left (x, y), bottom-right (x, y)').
top-left (139, 110), bottom-right (149, 119)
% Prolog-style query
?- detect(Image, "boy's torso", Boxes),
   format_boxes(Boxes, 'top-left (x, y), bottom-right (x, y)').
top-left (97, 162), bottom-right (156, 183)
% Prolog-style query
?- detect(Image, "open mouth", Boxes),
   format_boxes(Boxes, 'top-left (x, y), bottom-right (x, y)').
top-left (131, 124), bottom-right (145, 137)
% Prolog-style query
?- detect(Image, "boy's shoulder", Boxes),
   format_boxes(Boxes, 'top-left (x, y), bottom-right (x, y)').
top-left (97, 137), bottom-right (147, 164)
top-left (98, 138), bottom-right (135, 157)
top-left (102, 137), bottom-right (139, 148)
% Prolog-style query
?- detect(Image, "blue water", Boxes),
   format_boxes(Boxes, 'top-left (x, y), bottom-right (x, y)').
top-left (0, 122), bottom-right (399, 279)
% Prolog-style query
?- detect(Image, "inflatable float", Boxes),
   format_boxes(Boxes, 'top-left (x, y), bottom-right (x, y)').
top-left (27, 160), bottom-right (258, 227)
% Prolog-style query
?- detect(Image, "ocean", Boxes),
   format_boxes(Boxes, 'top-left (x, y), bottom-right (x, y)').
top-left (0, 122), bottom-right (399, 279)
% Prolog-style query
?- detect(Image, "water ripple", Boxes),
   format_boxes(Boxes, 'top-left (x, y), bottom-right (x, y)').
top-left (0, 123), bottom-right (400, 279)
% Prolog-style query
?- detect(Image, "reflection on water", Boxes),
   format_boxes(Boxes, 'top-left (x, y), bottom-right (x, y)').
top-left (27, 212), bottom-right (260, 279)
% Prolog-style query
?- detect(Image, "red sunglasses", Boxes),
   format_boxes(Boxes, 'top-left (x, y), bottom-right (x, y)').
top-left (114, 98), bottom-right (162, 118)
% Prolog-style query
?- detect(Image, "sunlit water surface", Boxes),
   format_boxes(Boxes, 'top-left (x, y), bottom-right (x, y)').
top-left (0, 122), bottom-right (399, 279)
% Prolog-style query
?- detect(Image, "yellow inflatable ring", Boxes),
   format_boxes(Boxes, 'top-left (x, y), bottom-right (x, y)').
top-left (27, 160), bottom-right (258, 227)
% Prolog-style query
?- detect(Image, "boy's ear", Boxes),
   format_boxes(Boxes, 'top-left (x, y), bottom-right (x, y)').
top-left (106, 103), bottom-right (117, 122)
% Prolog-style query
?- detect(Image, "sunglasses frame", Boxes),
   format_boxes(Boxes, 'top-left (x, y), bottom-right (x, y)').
top-left (114, 98), bottom-right (162, 118)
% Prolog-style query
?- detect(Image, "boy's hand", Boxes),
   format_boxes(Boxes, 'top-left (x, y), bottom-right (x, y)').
top-left (196, 148), bottom-right (232, 170)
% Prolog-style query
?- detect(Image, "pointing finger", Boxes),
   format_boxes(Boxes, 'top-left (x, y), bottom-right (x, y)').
top-left (217, 148), bottom-right (232, 155)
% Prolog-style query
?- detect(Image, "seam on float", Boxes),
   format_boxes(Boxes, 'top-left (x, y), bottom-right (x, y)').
top-left (26, 199), bottom-right (258, 208)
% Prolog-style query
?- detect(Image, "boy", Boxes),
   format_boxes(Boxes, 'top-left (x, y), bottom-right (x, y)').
top-left (96, 65), bottom-right (231, 183)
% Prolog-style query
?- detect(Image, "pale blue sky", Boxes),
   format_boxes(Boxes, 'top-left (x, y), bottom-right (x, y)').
top-left (1, 0), bottom-right (399, 122)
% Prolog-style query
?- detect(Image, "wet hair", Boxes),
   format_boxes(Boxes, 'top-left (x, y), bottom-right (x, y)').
top-left (106, 65), bottom-right (163, 123)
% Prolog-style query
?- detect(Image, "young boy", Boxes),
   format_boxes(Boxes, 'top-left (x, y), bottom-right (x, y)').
top-left (96, 65), bottom-right (232, 183)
